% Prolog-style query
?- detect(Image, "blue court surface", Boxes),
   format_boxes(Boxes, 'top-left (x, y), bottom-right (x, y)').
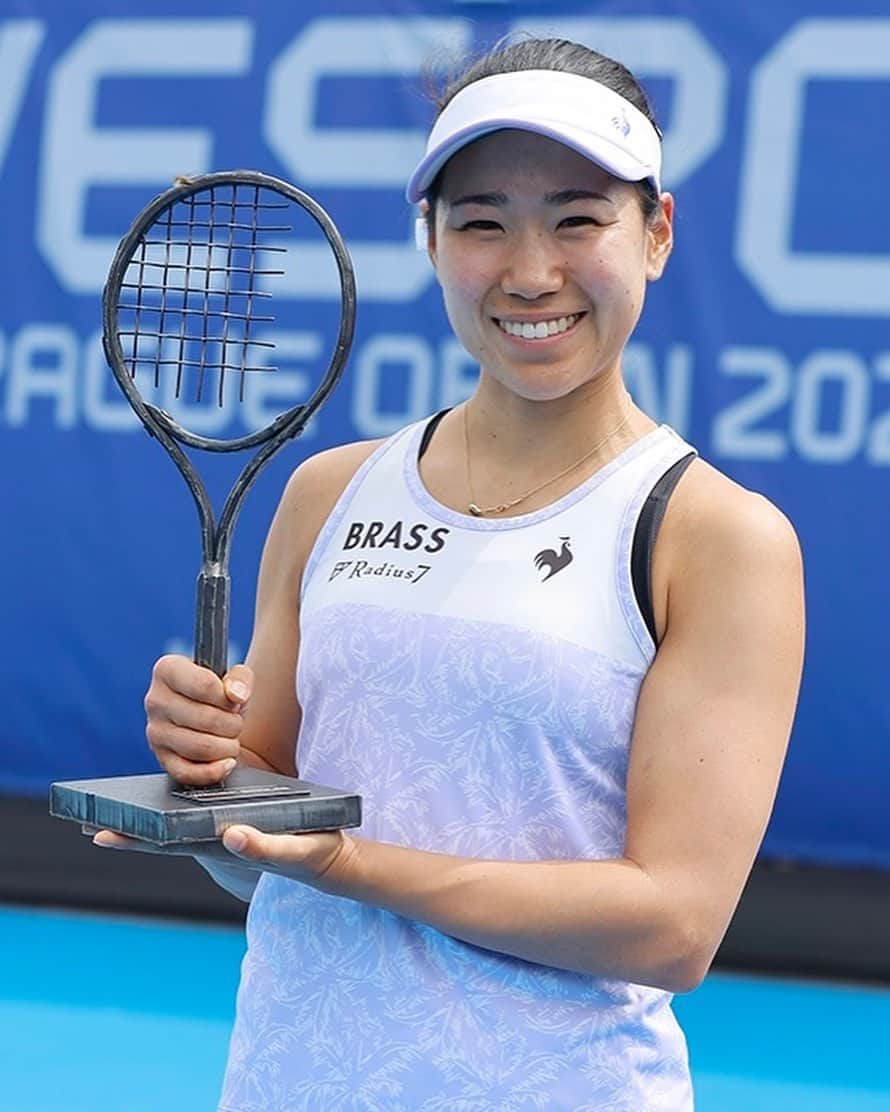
top-left (2, 904), bottom-right (889, 1111)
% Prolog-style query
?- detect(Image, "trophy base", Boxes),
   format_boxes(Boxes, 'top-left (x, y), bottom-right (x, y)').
top-left (49, 766), bottom-right (362, 846)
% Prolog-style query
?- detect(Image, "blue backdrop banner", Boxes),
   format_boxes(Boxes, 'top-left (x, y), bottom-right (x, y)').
top-left (2, 1), bottom-right (888, 867)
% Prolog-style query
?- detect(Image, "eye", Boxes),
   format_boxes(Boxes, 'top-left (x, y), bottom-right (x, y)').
top-left (558, 215), bottom-right (601, 229)
top-left (459, 219), bottom-right (503, 232)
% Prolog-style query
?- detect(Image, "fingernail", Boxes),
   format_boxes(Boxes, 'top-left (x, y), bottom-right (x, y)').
top-left (229, 681), bottom-right (249, 702)
top-left (222, 758), bottom-right (237, 777)
top-left (224, 828), bottom-right (247, 852)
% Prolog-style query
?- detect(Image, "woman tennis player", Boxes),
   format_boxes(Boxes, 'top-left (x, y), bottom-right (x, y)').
top-left (98, 37), bottom-right (805, 1110)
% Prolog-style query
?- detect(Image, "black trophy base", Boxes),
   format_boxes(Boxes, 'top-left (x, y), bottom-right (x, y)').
top-left (49, 766), bottom-right (362, 846)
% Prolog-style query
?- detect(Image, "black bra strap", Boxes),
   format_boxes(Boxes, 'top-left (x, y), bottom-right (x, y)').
top-left (417, 409), bottom-right (451, 460)
top-left (631, 451), bottom-right (696, 646)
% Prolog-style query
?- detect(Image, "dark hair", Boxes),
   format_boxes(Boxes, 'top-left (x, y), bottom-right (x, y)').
top-left (425, 37), bottom-right (662, 223)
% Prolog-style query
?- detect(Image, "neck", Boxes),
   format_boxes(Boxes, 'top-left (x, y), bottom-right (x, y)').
top-left (468, 367), bottom-right (646, 463)
top-left (459, 370), bottom-right (654, 517)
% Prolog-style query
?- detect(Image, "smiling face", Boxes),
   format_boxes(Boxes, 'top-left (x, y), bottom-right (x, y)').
top-left (428, 129), bottom-right (673, 405)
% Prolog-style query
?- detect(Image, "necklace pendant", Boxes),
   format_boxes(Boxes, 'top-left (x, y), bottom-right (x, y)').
top-left (468, 503), bottom-right (484, 517)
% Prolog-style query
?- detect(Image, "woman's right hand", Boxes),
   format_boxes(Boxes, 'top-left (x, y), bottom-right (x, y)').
top-left (144, 655), bottom-right (254, 785)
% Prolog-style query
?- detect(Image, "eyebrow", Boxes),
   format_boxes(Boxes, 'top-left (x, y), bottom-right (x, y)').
top-left (449, 191), bottom-right (508, 208)
top-left (545, 189), bottom-right (613, 205)
top-left (448, 189), bottom-right (613, 208)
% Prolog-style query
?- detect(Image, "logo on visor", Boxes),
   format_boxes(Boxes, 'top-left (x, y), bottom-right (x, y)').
top-left (611, 111), bottom-right (631, 137)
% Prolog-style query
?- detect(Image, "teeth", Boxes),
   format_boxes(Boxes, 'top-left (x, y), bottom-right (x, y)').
top-left (498, 314), bottom-right (579, 338)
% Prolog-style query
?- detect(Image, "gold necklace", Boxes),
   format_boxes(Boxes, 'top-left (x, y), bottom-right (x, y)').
top-left (463, 397), bottom-right (633, 517)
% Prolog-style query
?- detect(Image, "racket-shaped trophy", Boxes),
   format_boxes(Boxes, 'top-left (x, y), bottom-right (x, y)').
top-left (50, 170), bottom-right (361, 845)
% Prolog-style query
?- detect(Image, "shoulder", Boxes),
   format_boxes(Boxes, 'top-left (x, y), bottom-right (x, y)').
top-left (654, 456), bottom-right (803, 634)
top-left (276, 437), bottom-right (386, 545)
top-left (286, 437), bottom-right (386, 504)
top-left (663, 455), bottom-right (798, 545)
top-left (664, 456), bottom-right (800, 561)
top-left (253, 437), bottom-right (386, 596)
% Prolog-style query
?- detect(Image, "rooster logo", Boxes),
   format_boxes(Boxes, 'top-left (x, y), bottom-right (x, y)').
top-left (534, 537), bottom-right (573, 582)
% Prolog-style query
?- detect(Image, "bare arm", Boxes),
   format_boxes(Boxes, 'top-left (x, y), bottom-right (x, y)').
top-left (220, 464), bottom-right (804, 991)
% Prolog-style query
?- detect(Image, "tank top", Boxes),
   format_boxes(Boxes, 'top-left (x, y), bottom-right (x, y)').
top-left (220, 419), bottom-right (697, 1112)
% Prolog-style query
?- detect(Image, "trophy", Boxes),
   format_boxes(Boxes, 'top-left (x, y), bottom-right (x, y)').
top-left (50, 171), bottom-right (361, 845)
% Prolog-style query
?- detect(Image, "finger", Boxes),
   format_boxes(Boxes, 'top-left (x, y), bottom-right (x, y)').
top-left (221, 824), bottom-right (262, 856)
top-left (92, 830), bottom-right (215, 857)
top-left (220, 826), bottom-right (336, 869)
top-left (147, 714), bottom-right (242, 761)
top-left (152, 656), bottom-right (231, 709)
top-left (220, 827), bottom-right (351, 890)
top-left (93, 830), bottom-right (161, 852)
top-left (146, 688), bottom-right (244, 739)
top-left (147, 726), bottom-right (240, 772)
top-left (153, 748), bottom-right (238, 786)
top-left (221, 825), bottom-right (300, 860)
top-left (223, 664), bottom-right (254, 709)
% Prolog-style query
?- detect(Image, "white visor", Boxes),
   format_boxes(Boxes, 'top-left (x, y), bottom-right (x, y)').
top-left (406, 69), bottom-right (661, 203)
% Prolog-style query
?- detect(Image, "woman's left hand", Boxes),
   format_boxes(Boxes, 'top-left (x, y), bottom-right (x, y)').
top-left (92, 825), bottom-right (360, 893)
top-left (218, 825), bottom-right (359, 891)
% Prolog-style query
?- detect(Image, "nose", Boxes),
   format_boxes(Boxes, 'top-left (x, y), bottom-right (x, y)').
top-left (500, 230), bottom-right (565, 300)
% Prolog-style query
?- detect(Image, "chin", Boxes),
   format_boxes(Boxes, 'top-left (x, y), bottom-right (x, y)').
top-left (487, 364), bottom-right (604, 404)
top-left (496, 381), bottom-right (593, 406)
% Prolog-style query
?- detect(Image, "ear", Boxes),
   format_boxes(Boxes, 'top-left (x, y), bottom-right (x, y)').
top-left (645, 192), bottom-right (674, 281)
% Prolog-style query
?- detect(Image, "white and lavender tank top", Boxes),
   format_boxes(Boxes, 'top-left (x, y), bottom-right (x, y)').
top-left (221, 420), bottom-right (696, 1112)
